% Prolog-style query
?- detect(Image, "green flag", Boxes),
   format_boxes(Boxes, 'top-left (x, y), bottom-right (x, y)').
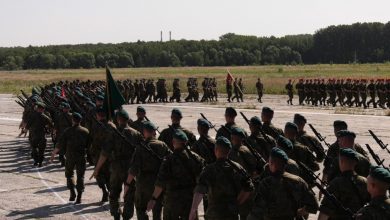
top-left (103, 66), bottom-right (126, 120)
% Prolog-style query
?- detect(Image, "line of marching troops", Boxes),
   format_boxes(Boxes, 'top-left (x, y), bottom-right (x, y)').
top-left (285, 78), bottom-right (390, 108)
top-left (18, 81), bottom-right (390, 220)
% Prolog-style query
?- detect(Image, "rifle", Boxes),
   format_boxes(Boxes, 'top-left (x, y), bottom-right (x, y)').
top-left (308, 124), bottom-right (331, 149)
top-left (201, 113), bottom-right (267, 169)
top-left (365, 144), bottom-right (386, 168)
top-left (368, 130), bottom-right (390, 154)
top-left (145, 116), bottom-right (161, 135)
top-left (297, 161), bottom-right (354, 219)
top-left (200, 113), bottom-right (218, 133)
top-left (20, 90), bottom-right (29, 99)
top-left (239, 111), bottom-right (275, 147)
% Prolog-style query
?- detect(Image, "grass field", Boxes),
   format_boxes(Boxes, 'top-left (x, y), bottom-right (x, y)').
top-left (1, 64), bottom-right (390, 95)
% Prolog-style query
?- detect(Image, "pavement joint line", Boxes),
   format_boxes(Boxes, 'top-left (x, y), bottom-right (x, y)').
top-left (35, 167), bottom-right (90, 220)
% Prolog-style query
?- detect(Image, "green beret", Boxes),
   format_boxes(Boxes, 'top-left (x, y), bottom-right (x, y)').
top-left (225, 107), bottom-right (237, 117)
top-left (86, 101), bottom-right (96, 108)
top-left (143, 121), bottom-right (157, 131)
top-left (173, 129), bottom-right (188, 142)
top-left (339, 148), bottom-right (359, 162)
top-left (171, 108), bottom-right (182, 118)
top-left (36, 102), bottom-right (46, 108)
top-left (216, 137), bottom-right (232, 149)
top-left (137, 106), bottom-right (146, 113)
top-left (197, 118), bottom-right (211, 128)
top-left (60, 102), bottom-right (70, 109)
top-left (277, 135), bottom-right (293, 151)
top-left (231, 127), bottom-right (246, 138)
top-left (370, 166), bottom-right (390, 184)
top-left (333, 120), bottom-right (348, 129)
top-left (116, 109), bottom-right (130, 120)
top-left (250, 116), bottom-right (262, 127)
top-left (270, 147), bottom-right (288, 163)
top-left (262, 107), bottom-right (274, 114)
top-left (96, 95), bottom-right (104, 101)
top-left (293, 114), bottom-right (307, 123)
top-left (285, 122), bottom-right (298, 132)
top-left (72, 112), bottom-right (82, 121)
top-left (336, 130), bottom-right (356, 138)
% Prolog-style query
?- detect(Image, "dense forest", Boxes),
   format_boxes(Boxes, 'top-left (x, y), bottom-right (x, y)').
top-left (1, 22), bottom-right (389, 70)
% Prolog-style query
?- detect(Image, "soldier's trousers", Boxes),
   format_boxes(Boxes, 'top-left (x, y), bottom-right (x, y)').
top-left (227, 90), bottom-right (232, 101)
top-left (109, 162), bottom-right (135, 219)
top-left (93, 157), bottom-right (110, 190)
top-left (135, 185), bottom-right (163, 220)
top-left (65, 157), bottom-right (86, 192)
top-left (30, 136), bottom-right (46, 163)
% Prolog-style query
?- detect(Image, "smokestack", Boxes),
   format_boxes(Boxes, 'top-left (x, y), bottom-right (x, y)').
top-left (169, 31), bottom-right (172, 41)
top-left (160, 31), bottom-right (163, 42)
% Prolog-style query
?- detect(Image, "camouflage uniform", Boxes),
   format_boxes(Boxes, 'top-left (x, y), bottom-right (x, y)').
top-left (129, 137), bottom-right (171, 220)
top-left (195, 159), bottom-right (255, 220)
top-left (355, 196), bottom-right (390, 220)
top-left (158, 124), bottom-right (197, 150)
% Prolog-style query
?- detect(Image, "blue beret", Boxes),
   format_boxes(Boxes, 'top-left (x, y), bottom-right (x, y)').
top-left (337, 130), bottom-right (356, 138)
top-left (270, 147), bottom-right (288, 163)
top-left (143, 121), bottom-right (157, 131)
top-left (197, 118), bottom-right (211, 128)
top-left (171, 108), bottom-right (182, 118)
top-left (173, 129), bottom-right (188, 142)
top-left (231, 127), bottom-right (246, 138)
top-left (216, 137), bottom-right (232, 149)
top-left (116, 109), bottom-right (129, 120)
top-left (72, 112), bottom-right (82, 121)
top-left (250, 116), bottom-right (262, 127)
top-left (285, 122), bottom-right (298, 132)
top-left (277, 135), bottom-right (293, 151)
top-left (370, 166), bottom-right (390, 184)
top-left (262, 107), bottom-right (274, 114)
top-left (137, 106), bottom-right (146, 113)
top-left (339, 148), bottom-right (359, 162)
top-left (293, 114), bottom-right (307, 123)
top-left (225, 107), bottom-right (237, 116)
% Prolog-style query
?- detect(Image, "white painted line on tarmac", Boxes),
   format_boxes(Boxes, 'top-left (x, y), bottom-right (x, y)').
top-left (0, 117), bottom-right (21, 122)
top-left (35, 167), bottom-right (89, 220)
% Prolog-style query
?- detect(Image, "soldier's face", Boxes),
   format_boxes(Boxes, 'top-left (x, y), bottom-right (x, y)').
top-left (96, 100), bottom-right (103, 106)
top-left (171, 116), bottom-right (181, 124)
top-left (137, 112), bottom-right (145, 119)
top-left (231, 135), bottom-right (241, 146)
top-left (116, 116), bottom-right (127, 127)
top-left (172, 138), bottom-right (185, 149)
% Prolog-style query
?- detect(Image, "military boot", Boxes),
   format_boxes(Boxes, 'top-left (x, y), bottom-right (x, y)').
top-left (75, 191), bottom-right (82, 204)
top-left (69, 188), bottom-right (76, 201)
top-left (101, 187), bottom-right (109, 203)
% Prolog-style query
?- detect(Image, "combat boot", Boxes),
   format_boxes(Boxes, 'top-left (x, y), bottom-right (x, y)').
top-left (75, 191), bottom-right (82, 204)
top-left (69, 188), bottom-right (76, 201)
top-left (101, 187), bottom-right (109, 203)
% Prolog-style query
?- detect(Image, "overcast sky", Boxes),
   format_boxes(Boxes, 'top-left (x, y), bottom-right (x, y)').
top-left (0, 0), bottom-right (389, 47)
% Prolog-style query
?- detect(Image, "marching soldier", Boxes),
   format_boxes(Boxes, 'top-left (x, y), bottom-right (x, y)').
top-left (247, 116), bottom-right (276, 160)
top-left (54, 102), bottom-right (72, 167)
top-left (130, 106), bottom-right (147, 134)
top-left (256, 78), bottom-right (264, 103)
top-left (285, 79), bottom-right (294, 105)
top-left (261, 107), bottom-right (284, 139)
top-left (125, 121), bottom-right (171, 220)
top-left (50, 113), bottom-right (90, 204)
top-left (189, 137), bottom-right (255, 220)
top-left (226, 77), bottom-right (233, 102)
top-left (216, 107), bottom-right (245, 141)
top-left (296, 78), bottom-right (305, 105)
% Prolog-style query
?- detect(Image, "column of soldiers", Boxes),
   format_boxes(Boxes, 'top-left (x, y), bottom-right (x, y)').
top-left (17, 81), bottom-right (390, 220)
top-left (291, 78), bottom-right (390, 108)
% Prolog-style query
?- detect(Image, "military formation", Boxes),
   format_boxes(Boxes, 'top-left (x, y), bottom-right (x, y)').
top-left (287, 78), bottom-right (390, 108)
top-left (16, 79), bottom-right (390, 220)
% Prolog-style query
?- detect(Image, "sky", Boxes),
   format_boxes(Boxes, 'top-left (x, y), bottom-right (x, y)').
top-left (0, 0), bottom-right (389, 47)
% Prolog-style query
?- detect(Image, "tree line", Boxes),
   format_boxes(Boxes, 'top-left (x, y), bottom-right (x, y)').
top-left (0, 22), bottom-right (389, 70)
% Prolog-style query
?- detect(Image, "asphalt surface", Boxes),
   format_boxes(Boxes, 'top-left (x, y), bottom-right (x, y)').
top-left (0, 94), bottom-right (389, 220)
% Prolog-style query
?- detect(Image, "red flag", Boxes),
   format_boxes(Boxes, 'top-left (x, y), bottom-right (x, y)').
top-left (61, 87), bottom-right (66, 98)
top-left (226, 72), bottom-right (234, 83)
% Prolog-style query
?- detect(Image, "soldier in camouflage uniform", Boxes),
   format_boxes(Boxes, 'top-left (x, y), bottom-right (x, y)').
top-left (248, 147), bottom-right (319, 220)
top-left (50, 113), bottom-right (90, 204)
top-left (323, 130), bottom-right (371, 185)
top-left (318, 148), bottom-right (370, 220)
top-left (25, 102), bottom-right (53, 167)
top-left (147, 129), bottom-right (205, 220)
top-left (256, 78), bottom-right (264, 103)
top-left (293, 113), bottom-right (325, 162)
top-left (216, 107), bottom-right (246, 141)
top-left (91, 109), bottom-right (143, 220)
top-left (366, 79), bottom-right (377, 108)
top-left (189, 137), bottom-right (255, 220)
top-left (355, 166), bottom-right (390, 220)
top-left (260, 107), bottom-right (284, 139)
top-left (246, 116), bottom-right (276, 160)
top-left (170, 78), bottom-right (181, 102)
top-left (226, 77), bottom-right (233, 102)
top-left (360, 79), bottom-right (368, 108)
top-left (125, 121), bottom-right (171, 220)
top-left (295, 78), bottom-right (305, 105)
top-left (158, 108), bottom-right (196, 150)
top-left (89, 107), bottom-right (112, 203)
top-left (130, 106), bottom-right (147, 134)
top-left (54, 102), bottom-right (72, 166)
top-left (285, 79), bottom-right (294, 105)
